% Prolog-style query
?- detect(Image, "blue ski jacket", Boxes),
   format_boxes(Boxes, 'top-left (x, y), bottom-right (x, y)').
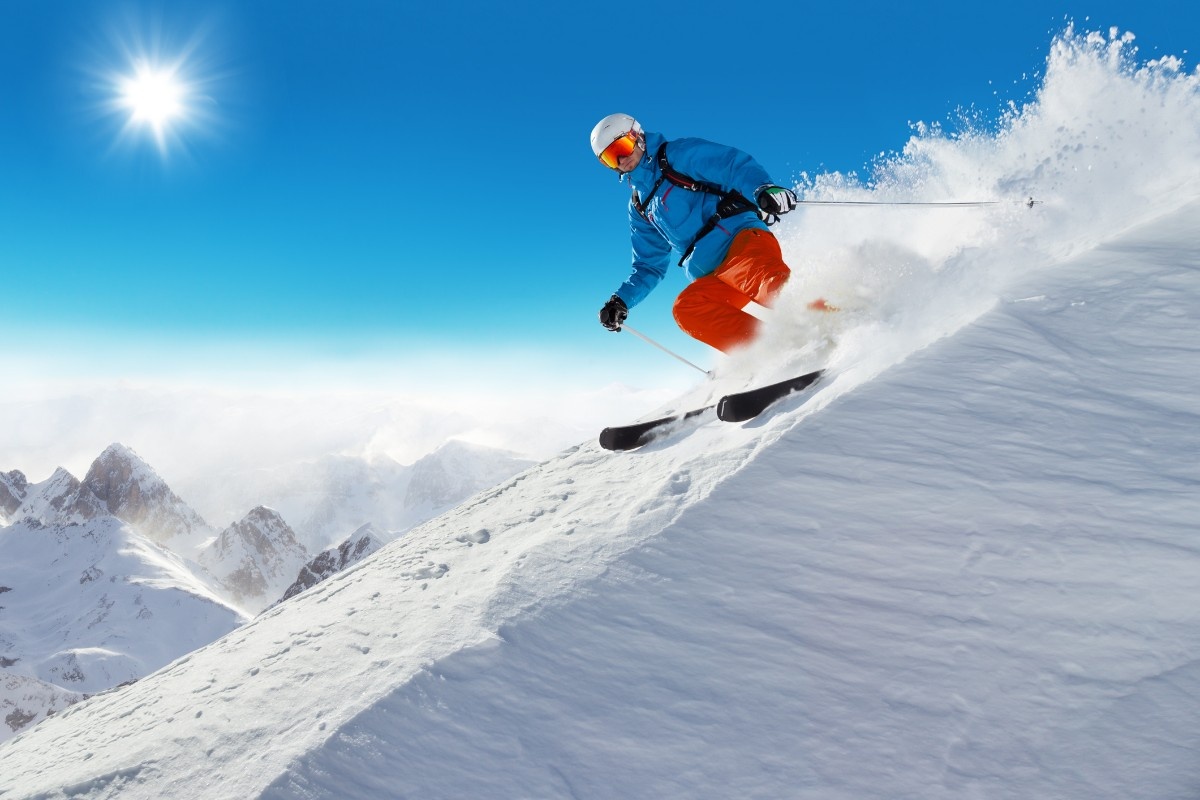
top-left (614, 131), bottom-right (775, 309)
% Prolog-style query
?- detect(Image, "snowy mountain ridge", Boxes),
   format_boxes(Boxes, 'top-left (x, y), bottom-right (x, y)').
top-left (11, 468), bottom-right (106, 527)
top-left (1, 444), bottom-right (216, 552)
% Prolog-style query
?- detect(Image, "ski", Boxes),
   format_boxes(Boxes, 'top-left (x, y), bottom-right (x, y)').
top-left (599, 406), bottom-right (714, 451)
top-left (600, 369), bottom-right (826, 451)
top-left (716, 369), bottom-right (825, 423)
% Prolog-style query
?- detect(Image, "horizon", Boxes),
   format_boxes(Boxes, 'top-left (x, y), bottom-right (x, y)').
top-left (2, 0), bottom-right (1198, 478)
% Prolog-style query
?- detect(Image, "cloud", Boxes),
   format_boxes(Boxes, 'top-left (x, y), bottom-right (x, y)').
top-left (0, 347), bottom-right (684, 499)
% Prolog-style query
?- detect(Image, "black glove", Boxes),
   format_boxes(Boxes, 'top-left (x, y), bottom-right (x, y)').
top-left (599, 295), bottom-right (628, 331)
top-left (756, 186), bottom-right (798, 225)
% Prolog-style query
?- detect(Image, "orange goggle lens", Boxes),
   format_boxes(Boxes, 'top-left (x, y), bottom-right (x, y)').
top-left (598, 132), bottom-right (639, 169)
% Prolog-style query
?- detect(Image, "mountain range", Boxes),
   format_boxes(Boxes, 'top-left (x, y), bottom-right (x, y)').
top-left (0, 441), bottom-right (534, 743)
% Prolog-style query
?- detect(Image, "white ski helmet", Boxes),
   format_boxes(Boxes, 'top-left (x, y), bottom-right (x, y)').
top-left (590, 113), bottom-right (643, 158)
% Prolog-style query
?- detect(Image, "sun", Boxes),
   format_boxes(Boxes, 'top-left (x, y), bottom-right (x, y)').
top-left (121, 64), bottom-right (185, 127)
top-left (86, 13), bottom-right (228, 161)
top-left (118, 61), bottom-right (189, 145)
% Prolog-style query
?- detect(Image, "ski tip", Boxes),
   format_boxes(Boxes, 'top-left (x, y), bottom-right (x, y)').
top-left (598, 428), bottom-right (625, 451)
top-left (716, 369), bottom-right (826, 423)
top-left (599, 426), bottom-right (651, 451)
top-left (600, 406), bottom-right (715, 452)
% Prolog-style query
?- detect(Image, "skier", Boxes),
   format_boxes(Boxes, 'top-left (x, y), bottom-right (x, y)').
top-left (592, 113), bottom-right (802, 353)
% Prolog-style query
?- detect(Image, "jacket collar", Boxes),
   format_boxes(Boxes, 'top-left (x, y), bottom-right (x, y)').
top-left (625, 131), bottom-right (665, 193)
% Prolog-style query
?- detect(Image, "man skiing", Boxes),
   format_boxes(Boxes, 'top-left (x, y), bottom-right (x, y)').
top-left (592, 113), bottom-right (801, 353)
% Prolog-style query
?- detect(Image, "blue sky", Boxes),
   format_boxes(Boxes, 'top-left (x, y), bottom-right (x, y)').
top-left (1, 0), bottom-right (1197, 387)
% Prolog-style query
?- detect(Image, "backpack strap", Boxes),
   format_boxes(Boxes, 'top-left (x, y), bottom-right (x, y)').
top-left (631, 148), bottom-right (669, 220)
top-left (637, 142), bottom-right (759, 266)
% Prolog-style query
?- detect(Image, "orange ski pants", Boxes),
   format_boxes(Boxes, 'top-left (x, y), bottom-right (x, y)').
top-left (672, 228), bottom-right (791, 353)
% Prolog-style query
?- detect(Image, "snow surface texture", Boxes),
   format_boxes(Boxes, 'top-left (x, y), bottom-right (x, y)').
top-left (2, 29), bottom-right (1200, 799)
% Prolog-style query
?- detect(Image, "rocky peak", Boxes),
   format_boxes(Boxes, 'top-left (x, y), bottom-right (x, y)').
top-left (201, 507), bottom-right (309, 612)
top-left (15, 469), bottom-right (106, 527)
top-left (221, 506), bottom-right (301, 554)
top-left (82, 443), bottom-right (210, 547)
top-left (0, 470), bottom-right (29, 517)
top-left (277, 523), bottom-right (385, 605)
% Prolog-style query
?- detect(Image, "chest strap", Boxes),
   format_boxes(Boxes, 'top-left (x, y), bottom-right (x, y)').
top-left (632, 142), bottom-right (758, 266)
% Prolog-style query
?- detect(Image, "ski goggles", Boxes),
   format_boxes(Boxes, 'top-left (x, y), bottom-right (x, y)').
top-left (597, 131), bottom-right (640, 170)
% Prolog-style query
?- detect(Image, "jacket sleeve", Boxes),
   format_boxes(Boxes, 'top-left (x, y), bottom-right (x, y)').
top-left (670, 137), bottom-right (775, 207)
top-left (615, 200), bottom-right (672, 309)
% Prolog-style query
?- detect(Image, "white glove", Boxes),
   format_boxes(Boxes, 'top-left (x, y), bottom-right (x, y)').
top-left (756, 186), bottom-right (798, 225)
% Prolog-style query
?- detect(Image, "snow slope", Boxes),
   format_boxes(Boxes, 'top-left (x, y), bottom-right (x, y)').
top-left (3, 207), bottom-right (1197, 798)
top-left (1, 27), bottom-right (1199, 799)
top-left (259, 209), bottom-right (1199, 800)
top-left (0, 516), bottom-right (246, 743)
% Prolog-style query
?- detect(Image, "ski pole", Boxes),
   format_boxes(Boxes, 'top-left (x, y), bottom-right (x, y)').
top-left (797, 197), bottom-right (1041, 208)
top-left (621, 323), bottom-right (712, 378)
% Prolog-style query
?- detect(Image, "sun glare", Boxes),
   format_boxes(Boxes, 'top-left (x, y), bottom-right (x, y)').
top-left (117, 61), bottom-right (189, 148)
top-left (86, 12), bottom-right (230, 161)
top-left (121, 64), bottom-right (185, 128)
